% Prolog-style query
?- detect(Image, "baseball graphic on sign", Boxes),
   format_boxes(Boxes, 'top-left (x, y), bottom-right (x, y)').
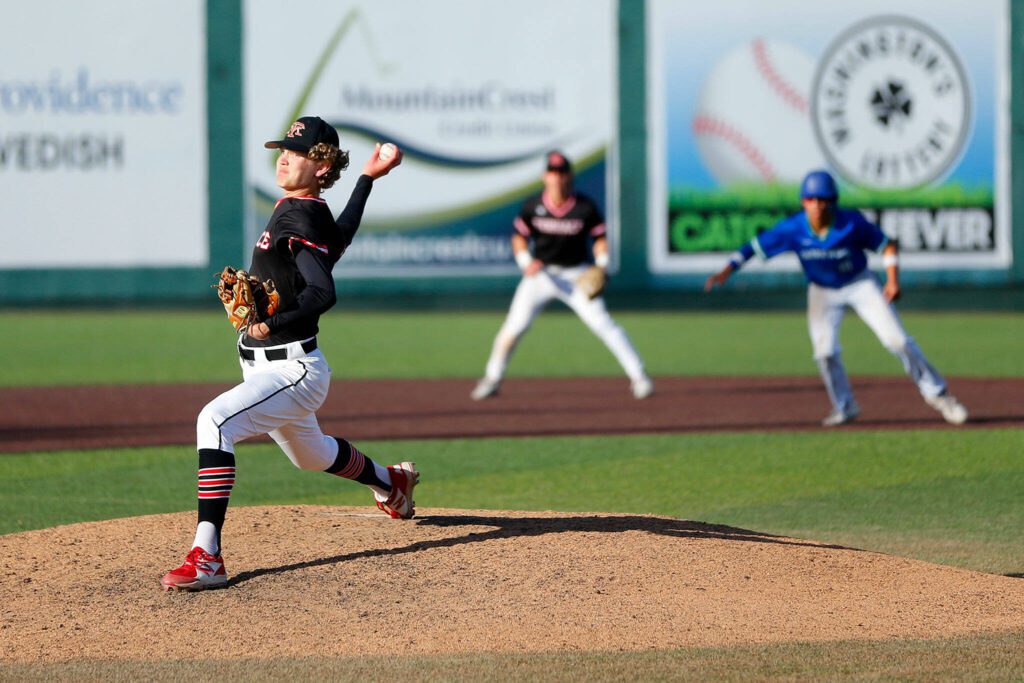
top-left (693, 38), bottom-right (825, 185)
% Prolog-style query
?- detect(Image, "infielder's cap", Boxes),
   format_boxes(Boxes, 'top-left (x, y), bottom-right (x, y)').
top-left (265, 116), bottom-right (339, 153)
top-left (546, 150), bottom-right (572, 173)
top-left (800, 170), bottom-right (839, 200)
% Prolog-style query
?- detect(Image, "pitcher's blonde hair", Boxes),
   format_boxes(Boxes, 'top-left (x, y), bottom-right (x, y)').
top-left (308, 142), bottom-right (349, 190)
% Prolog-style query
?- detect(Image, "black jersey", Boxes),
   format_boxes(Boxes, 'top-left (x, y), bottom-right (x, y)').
top-left (513, 191), bottom-right (606, 266)
top-left (245, 175), bottom-right (373, 346)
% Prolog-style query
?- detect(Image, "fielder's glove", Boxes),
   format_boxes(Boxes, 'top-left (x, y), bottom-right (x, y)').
top-left (576, 265), bottom-right (608, 300)
top-left (213, 266), bottom-right (280, 332)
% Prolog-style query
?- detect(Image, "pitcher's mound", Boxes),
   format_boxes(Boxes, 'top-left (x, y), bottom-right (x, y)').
top-left (3, 506), bottom-right (1023, 663)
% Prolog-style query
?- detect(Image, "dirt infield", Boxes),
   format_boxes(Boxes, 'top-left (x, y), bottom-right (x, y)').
top-left (1, 376), bottom-right (1021, 453)
top-left (3, 506), bottom-right (1024, 664)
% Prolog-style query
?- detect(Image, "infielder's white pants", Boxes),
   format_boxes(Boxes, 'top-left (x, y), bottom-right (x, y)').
top-left (196, 339), bottom-right (339, 471)
top-left (807, 273), bottom-right (946, 411)
top-left (483, 265), bottom-right (646, 382)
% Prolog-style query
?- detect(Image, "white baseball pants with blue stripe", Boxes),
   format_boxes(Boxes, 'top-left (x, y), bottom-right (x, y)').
top-left (807, 272), bottom-right (947, 413)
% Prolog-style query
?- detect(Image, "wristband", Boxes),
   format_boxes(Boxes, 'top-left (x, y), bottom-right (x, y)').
top-left (515, 250), bottom-right (534, 270)
top-left (727, 249), bottom-right (749, 272)
top-left (882, 254), bottom-right (898, 268)
top-left (594, 252), bottom-right (610, 268)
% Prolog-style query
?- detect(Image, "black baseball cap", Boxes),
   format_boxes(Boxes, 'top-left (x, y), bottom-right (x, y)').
top-left (546, 150), bottom-right (572, 173)
top-left (265, 116), bottom-right (339, 153)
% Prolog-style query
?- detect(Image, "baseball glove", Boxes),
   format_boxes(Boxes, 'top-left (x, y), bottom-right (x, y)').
top-left (575, 265), bottom-right (607, 300)
top-left (213, 266), bottom-right (280, 332)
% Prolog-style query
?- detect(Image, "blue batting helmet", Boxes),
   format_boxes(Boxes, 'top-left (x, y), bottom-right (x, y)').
top-left (800, 170), bottom-right (839, 201)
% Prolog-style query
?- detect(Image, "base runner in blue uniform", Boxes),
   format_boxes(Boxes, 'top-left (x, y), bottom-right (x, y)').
top-left (705, 170), bottom-right (968, 427)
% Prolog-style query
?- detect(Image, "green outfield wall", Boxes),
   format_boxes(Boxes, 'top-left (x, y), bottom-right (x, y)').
top-left (0, 0), bottom-right (1019, 308)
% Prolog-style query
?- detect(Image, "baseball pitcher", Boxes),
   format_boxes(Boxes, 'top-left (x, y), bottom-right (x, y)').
top-left (162, 117), bottom-right (416, 591)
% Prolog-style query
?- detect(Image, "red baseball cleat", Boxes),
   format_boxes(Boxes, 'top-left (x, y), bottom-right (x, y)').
top-left (161, 546), bottom-right (228, 591)
top-left (374, 461), bottom-right (419, 519)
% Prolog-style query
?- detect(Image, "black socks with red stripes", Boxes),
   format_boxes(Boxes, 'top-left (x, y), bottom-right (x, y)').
top-left (326, 437), bottom-right (391, 490)
top-left (195, 448), bottom-right (235, 554)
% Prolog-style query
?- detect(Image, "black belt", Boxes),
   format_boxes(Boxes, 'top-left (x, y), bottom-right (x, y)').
top-left (239, 338), bottom-right (317, 361)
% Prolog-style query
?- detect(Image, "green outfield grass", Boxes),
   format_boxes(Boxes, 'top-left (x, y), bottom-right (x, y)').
top-left (1, 310), bottom-right (1020, 386)
top-left (2, 632), bottom-right (1022, 682)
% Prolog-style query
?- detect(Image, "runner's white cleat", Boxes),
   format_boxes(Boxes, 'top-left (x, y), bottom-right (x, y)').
top-left (926, 393), bottom-right (968, 425)
top-left (822, 402), bottom-right (860, 427)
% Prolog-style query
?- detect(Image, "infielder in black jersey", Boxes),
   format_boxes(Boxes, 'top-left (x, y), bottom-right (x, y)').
top-left (471, 151), bottom-right (653, 400)
top-left (162, 116), bottom-right (414, 591)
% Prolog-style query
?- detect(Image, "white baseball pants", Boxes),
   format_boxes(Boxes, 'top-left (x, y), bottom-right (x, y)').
top-left (807, 272), bottom-right (947, 411)
top-left (196, 339), bottom-right (339, 471)
top-left (482, 264), bottom-right (647, 382)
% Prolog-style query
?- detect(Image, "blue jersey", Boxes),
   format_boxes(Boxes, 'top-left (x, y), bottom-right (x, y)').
top-left (746, 208), bottom-right (889, 288)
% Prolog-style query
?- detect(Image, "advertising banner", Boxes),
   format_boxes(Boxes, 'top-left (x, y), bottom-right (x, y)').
top-left (0, 0), bottom-right (207, 269)
top-left (648, 1), bottom-right (1010, 274)
top-left (244, 1), bottom-right (615, 278)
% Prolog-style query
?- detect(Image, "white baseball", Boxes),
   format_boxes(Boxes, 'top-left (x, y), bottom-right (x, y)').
top-left (692, 38), bottom-right (825, 185)
top-left (379, 142), bottom-right (397, 163)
